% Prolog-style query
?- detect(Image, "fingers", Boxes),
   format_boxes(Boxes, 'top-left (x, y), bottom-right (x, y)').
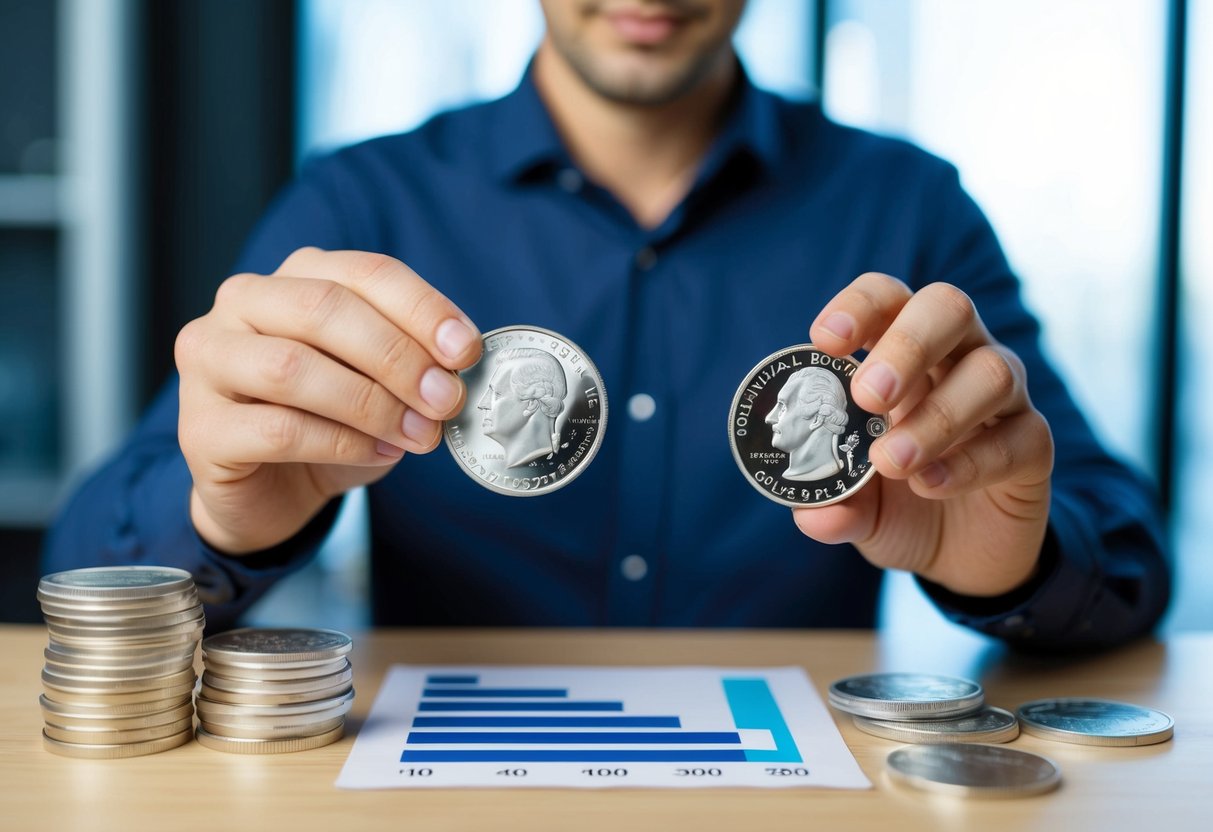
top-left (809, 272), bottom-right (1053, 501)
top-left (181, 399), bottom-right (409, 471)
top-left (870, 344), bottom-right (1028, 480)
top-left (813, 276), bottom-right (990, 415)
top-left (209, 273), bottom-right (465, 423)
top-left (189, 329), bottom-right (442, 454)
top-left (272, 247), bottom-right (482, 369)
top-left (907, 410), bottom-right (1054, 500)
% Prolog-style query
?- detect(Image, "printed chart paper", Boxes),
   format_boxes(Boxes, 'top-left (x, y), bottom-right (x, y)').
top-left (337, 665), bottom-right (870, 789)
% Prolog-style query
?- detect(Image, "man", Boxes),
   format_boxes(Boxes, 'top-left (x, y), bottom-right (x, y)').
top-left (479, 348), bottom-right (570, 468)
top-left (766, 367), bottom-right (850, 482)
top-left (46, 0), bottom-right (1169, 646)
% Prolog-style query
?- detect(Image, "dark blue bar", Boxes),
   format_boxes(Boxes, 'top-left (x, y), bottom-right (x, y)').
top-left (423, 688), bottom-right (567, 698)
top-left (407, 731), bottom-right (740, 744)
top-left (418, 701), bottom-right (623, 712)
top-left (401, 749), bottom-right (750, 762)
top-left (412, 716), bottom-right (682, 728)
top-left (425, 675), bottom-right (479, 684)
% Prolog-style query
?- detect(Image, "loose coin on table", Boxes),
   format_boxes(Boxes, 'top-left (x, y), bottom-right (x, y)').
top-left (853, 705), bottom-right (1019, 744)
top-left (1017, 698), bottom-right (1174, 747)
top-left (444, 325), bottom-right (607, 496)
top-left (829, 672), bottom-right (984, 720)
top-left (729, 344), bottom-right (888, 507)
top-left (886, 743), bottom-right (1061, 798)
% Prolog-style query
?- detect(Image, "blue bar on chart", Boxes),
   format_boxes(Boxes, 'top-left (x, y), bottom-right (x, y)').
top-left (400, 673), bottom-right (801, 764)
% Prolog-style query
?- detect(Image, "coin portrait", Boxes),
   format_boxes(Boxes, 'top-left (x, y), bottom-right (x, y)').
top-left (445, 325), bottom-right (607, 496)
top-left (729, 344), bottom-right (887, 507)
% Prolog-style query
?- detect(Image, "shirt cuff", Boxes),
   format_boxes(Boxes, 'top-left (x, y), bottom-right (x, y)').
top-left (916, 491), bottom-right (1102, 649)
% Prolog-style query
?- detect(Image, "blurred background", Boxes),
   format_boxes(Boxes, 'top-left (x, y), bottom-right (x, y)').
top-left (0, 0), bottom-right (1207, 636)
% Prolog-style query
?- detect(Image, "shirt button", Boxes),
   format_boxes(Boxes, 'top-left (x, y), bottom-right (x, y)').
top-left (627, 393), bottom-right (656, 422)
top-left (634, 246), bottom-right (658, 271)
top-left (557, 168), bottom-right (583, 193)
top-left (621, 554), bottom-right (648, 582)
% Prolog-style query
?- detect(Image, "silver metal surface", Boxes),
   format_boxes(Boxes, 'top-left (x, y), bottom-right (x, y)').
top-left (444, 325), bottom-right (607, 496)
top-left (886, 743), bottom-right (1061, 798)
top-left (194, 724), bottom-right (345, 754)
top-left (829, 672), bottom-right (984, 719)
top-left (201, 628), bottom-right (352, 664)
top-left (37, 566), bottom-right (195, 601)
top-left (1017, 698), bottom-right (1175, 747)
top-left (729, 344), bottom-right (887, 507)
top-left (853, 706), bottom-right (1019, 744)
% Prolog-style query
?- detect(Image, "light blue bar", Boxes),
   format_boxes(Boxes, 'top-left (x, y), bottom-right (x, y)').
top-left (722, 678), bottom-right (802, 763)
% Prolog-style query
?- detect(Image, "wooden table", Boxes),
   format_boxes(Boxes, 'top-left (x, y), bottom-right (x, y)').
top-left (1, 624), bottom-right (1209, 831)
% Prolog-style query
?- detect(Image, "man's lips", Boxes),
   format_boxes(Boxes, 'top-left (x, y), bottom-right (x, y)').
top-left (604, 10), bottom-right (683, 46)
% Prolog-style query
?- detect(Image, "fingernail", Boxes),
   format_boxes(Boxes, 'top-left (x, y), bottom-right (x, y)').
top-left (376, 439), bottom-right (405, 459)
top-left (819, 312), bottom-right (855, 340)
top-left (436, 317), bottom-right (479, 362)
top-left (860, 362), bottom-right (899, 403)
top-left (882, 433), bottom-right (918, 470)
top-left (420, 366), bottom-right (461, 412)
top-left (917, 462), bottom-right (947, 488)
top-left (402, 408), bottom-right (437, 445)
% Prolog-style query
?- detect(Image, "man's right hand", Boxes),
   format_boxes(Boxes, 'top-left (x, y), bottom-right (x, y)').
top-left (174, 247), bottom-right (482, 555)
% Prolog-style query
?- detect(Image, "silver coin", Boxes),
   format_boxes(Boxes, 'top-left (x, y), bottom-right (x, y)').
top-left (43, 657), bottom-right (197, 683)
top-left (1017, 698), bottom-right (1174, 747)
top-left (42, 701), bottom-right (195, 732)
top-left (38, 589), bottom-right (201, 617)
top-left (201, 627), bottom-right (352, 664)
top-left (729, 344), bottom-right (887, 507)
top-left (198, 681), bottom-right (353, 706)
top-left (829, 672), bottom-right (984, 719)
top-left (37, 566), bottom-right (195, 601)
top-left (201, 662), bottom-right (352, 695)
top-left (44, 716), bottom-right (195, 746)
top-left (194, 688), bottom-right (355, 719)
top-left (39, 692), bottom-right (192, 717)
top-left (198, 716), bottom-right (347, 741)
top-left (42, 666), bottom-right (197, 694)
top-left (854, 706), bottom-right (1019, 744)
top-left (200, 657), bottom-right (348, 681)
top-left (444, 325), bottom-right (607, 496)
top-left (42, 679), bottom-right (198, 707)
top-left (197, 700), bottom-right (354, 731)
top-left (886, 743), bottom-right (1061, 798)
top-left (42, 727), bottom-right (193, 759)
top-left (195, 723), bottom-right (344, 754)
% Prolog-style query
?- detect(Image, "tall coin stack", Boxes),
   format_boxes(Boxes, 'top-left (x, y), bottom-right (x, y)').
top-left (195, 627), bottom-right (354, 753)
top-left (37, 566), bottom-right (204, 758)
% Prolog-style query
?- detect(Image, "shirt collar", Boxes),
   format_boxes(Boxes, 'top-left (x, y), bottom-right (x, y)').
top-left (487, 58), bottom-right (789, 185)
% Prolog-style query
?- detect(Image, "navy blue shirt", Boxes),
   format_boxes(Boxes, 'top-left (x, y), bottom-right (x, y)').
top-left (46, 69), bottom-right (1170, 648)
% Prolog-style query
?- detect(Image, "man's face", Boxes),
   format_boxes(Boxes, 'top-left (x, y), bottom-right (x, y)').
top-left (765, 378), bottom-right (812, 453)
top-left (478, 364), bottom-right (530, 442)
top-left (538, 0), bottom-right (747, 105)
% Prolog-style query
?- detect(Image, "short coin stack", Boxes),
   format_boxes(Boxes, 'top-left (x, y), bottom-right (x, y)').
top-left (830, 672), bottom-right (1019, 745)
top-left (37, 566), bottom-right (204, 759)
top-left (195, 627), bottom-right (354, 753)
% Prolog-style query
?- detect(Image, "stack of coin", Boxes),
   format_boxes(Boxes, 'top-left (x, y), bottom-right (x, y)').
top-left (830, 672), bottom-right (1020, 744)
top-left (194, 627), bottom-right (354, 753)
top-left (37, 566), bottom-right (204, 758)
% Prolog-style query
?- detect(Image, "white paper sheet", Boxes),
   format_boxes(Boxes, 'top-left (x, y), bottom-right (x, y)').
top-left (336, 665), bottom-right (869, 790)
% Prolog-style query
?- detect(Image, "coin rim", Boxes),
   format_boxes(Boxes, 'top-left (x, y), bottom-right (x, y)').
top-left (829, 672), bottom-right (985, 719)
top-left (194, 723), bottom-right (345, 754)
top-left (727, 344), bottom-right (885, 508)
top-left (885, 742), bottom-right (1062, 798)
top-left (1016, 697), bottom-right (1175, 747)
top-left (443, 324), bottom-right (609, 498)
top-left (852, 706), bottom-right (1019, 744)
